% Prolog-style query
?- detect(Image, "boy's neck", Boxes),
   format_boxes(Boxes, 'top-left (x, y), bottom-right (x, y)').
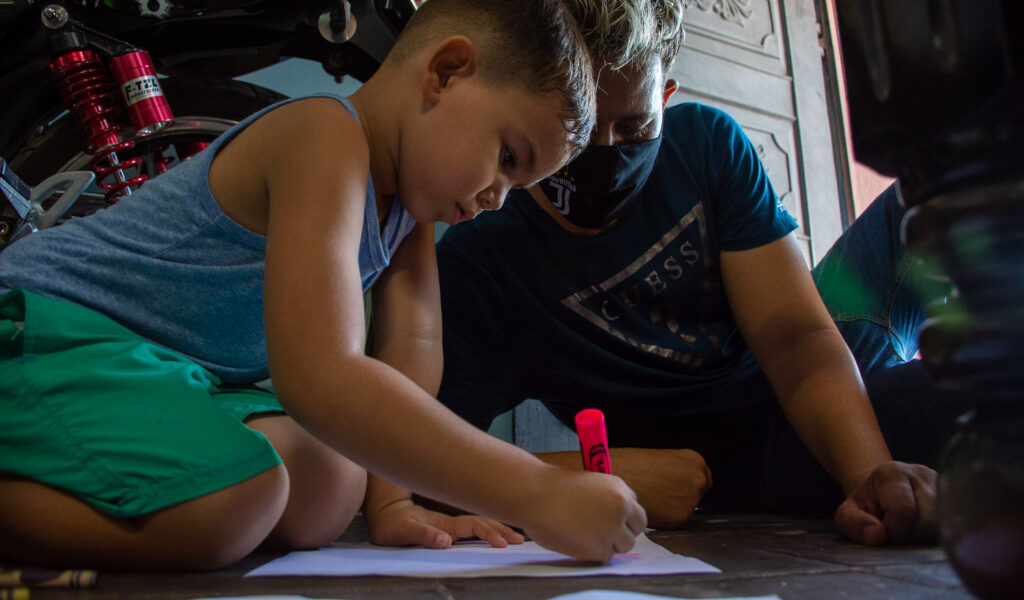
top-left (348, 72), bottom-right (403, 200)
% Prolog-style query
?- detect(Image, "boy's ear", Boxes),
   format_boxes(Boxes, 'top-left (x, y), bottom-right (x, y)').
top-left (423, 36), bottom-right (476, 103)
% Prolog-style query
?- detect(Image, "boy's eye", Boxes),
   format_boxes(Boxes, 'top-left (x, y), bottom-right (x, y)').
top-left (501, 146), bottom-right (517, 170)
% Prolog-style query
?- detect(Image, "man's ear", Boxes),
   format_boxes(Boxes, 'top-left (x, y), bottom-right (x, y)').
top-left (663, 78), bottom-right (679, 106)
top-left (423, 36), bottom-right (476, 104)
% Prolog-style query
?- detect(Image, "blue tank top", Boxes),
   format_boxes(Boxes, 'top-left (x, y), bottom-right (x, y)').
top-left (0, 94), bottom-right (417, 383)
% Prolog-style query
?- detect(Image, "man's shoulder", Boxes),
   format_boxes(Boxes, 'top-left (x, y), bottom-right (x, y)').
top-left (664, 102), bottom-right (739, 135)
top-left (660, 102), bottom-right (751, 164)
top-left (665, 101), bottom-right (725, 119)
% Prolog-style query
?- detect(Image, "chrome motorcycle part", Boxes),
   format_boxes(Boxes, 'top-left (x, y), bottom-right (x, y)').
top-left (40, 4), bottom-right (69, 29)
top-left (7, 170), bottom-right (96, 243)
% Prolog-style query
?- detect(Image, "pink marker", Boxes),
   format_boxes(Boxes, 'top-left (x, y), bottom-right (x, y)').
top-left (575, 408), bottom-right (612, 474)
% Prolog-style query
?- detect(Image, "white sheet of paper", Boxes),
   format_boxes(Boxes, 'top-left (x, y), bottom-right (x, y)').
top-left (245, 533), bottom-right (719, 578)
top-left (190, 593), bottom-right (337, 597)
top-left (548, 589), bottom-right (778, 593)
top-left (188, 596), bottom-right (779, 600)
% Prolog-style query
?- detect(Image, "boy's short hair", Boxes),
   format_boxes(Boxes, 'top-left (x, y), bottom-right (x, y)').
top-left (392, 0), bottom-right (596, 153)
top-left (564, 0), bottom-right (686, 73)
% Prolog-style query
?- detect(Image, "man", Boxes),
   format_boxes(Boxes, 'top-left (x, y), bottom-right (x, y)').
top-left (433, 0), bottom-right (969, 545)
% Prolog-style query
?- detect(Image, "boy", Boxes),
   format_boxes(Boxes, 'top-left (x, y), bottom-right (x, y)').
top-left (0, 0), bottom-right (645, 570)
top-left (384, 0), bottom-right (968, 548)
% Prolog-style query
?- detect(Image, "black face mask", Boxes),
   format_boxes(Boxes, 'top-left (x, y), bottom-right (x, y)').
top-left (538, 134), bottom-right (662, 229)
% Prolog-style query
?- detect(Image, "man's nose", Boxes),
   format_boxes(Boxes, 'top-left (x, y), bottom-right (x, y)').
top-left (590, 123), bottom-right (617, 146)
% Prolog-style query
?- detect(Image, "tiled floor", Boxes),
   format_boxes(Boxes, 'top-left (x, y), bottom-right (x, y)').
top-left (16, 512), bottom-right (974, 599)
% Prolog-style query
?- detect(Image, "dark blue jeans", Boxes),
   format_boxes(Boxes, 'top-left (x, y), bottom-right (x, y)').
top-left (815, 184), bottom-right (943, 374)
top-left (703, 185), bottom-right (973, 514)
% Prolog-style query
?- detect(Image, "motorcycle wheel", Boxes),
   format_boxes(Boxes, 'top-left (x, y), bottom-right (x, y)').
top-left (1, 77), bottom-right (286, 243)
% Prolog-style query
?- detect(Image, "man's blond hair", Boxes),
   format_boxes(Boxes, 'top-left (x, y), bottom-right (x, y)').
top-left (565, 0), bottom-right (685, 73)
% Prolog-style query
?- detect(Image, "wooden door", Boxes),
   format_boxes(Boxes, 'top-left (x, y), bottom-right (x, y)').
top-left (669, 0), bottom-right (845, 263)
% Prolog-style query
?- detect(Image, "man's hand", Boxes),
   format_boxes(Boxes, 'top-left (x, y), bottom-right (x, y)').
top-left (367, 498), bottom-right (525, 549)
top-left (834, 461), bottom-right (937, 545)
top-left (611, 448), bottom-right (712, 529)
top-left (536, 448), bottom-right (711, 530)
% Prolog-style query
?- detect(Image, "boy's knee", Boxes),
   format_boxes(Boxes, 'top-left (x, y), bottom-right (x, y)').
top-left (265, 455), bottom-right (366, 550)
top-left (0, 466), bottom-right (290, 571)
top-left (246, 413), bottom-right (367, 549)
top-left (159, 463), bottom-right (291, 570)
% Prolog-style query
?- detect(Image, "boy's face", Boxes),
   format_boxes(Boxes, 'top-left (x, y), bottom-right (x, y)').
top-left (399, 78), bottom-right (575, 225)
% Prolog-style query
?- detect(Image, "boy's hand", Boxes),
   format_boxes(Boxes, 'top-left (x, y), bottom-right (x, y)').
top-left (367, 498), bottom-right (525, 549)
top-left (833, 461), bottom-right (937, 545)
top-left (524, 469), bottom-right (646, 563)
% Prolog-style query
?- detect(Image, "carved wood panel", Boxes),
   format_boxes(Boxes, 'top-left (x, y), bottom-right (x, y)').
top-left (683, 0), bottom-right (785, 72)
top-left (669, 0), bottom-right (843, 263)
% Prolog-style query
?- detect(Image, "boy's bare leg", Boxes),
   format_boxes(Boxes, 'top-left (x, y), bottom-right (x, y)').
top-left (0, 414), bottom-right (364, 570)
top-left (245, 413), bottom-right (367, 550)
top-left (0, 465), bottom-right (288, 571)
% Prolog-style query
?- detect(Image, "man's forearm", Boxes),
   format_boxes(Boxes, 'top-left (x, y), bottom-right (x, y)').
top-left (537, 448), bottom-right (711, 530)
top-left (763, 328), bottom-right (892, 493)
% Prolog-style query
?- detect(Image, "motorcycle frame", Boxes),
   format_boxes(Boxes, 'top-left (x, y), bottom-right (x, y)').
top-left (0, 0), bottom-right (415, 160)
top-left (0, 0), bottom-right (415, 242)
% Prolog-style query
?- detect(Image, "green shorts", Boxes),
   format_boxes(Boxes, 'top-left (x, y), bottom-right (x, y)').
top-left (0, 290), bottom-right (284, 517)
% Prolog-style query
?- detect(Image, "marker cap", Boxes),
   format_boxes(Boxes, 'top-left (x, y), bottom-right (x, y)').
top-left (575, 408), bottom-right (612, 474)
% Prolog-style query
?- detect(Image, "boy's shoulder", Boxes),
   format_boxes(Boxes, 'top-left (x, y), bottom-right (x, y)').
top-left (280, 93), bottom-right (359, 121)
top-left (253, 94), bottom-right (367, 156)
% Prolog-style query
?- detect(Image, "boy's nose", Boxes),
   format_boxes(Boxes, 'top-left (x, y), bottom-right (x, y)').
top-left (478, 183), bottom-right (508, 212)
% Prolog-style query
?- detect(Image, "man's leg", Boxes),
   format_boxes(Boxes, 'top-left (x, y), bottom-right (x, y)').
top-left (813, 184), bottom-right (949, 372)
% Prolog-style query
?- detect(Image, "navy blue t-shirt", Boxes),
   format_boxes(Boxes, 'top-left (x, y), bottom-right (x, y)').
top-left (436, 103), bottom-right (798, 445)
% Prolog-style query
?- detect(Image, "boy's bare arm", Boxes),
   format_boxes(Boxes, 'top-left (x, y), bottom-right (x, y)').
top-left (365, 229), bottom-right (708, 536)
top-left (721, 233), bottom-right (932, 545)
top-left (362, 223), bottom-right (523, 548)
top-left (366, 222), bottom-right (444, 397)
top-left (252, 99), bottom-right (644, 562)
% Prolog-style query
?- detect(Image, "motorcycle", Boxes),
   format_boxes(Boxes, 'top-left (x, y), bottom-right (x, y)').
top-left (0, 0), bottom-right (417, 246)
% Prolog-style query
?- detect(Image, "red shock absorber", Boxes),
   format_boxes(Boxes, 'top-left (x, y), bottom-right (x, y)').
top-left (109, 49), bottom-right (179, 175)
top-left (108, 50), bottom-right (174, 135)
top-left (50, 49), bottom-right (145, 202)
